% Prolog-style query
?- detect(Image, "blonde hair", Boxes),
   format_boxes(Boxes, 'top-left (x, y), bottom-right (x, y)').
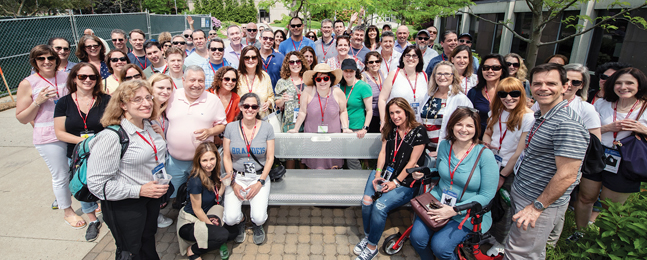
top-left (427, 61), bottom-right (462, 97)
top-left (504, 53), bottom-right (527, 81)
top-left (100, 79), bottom-right (159, 126)
top-left (148, 73), bottom-right (174, 113)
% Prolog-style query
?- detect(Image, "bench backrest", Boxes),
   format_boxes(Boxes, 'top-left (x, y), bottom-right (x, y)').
top-left (274, 133), bottom-right (382, 159)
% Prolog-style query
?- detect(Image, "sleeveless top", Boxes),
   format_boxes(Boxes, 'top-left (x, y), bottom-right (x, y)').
top-left (388, 69), bottom-right (427, 106)
top-left (26, 71), bottom-right (69, 145)
top-left (302, 89), bottom-right (343, 169)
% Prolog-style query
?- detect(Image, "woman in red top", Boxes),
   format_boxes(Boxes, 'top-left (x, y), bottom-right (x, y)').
top-left (209, 66), bottom-right (241, 146)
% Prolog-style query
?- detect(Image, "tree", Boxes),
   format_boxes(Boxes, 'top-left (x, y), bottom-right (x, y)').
top-left (143, 0), bottom-right (187, 14)
top-left (0, 0), bottom-right (92, 17)
top-left (459, 0), bottom-right (647, 68)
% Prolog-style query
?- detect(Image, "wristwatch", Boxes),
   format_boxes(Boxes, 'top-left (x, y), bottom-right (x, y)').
top-left (533, 200), bottom-right (545, 211)
top-left (363, 126), bottom-right (370, 131)
top-left (394, 179), bottom-right (401, 188)
top-left (258, 179), bottom-right (266, 185)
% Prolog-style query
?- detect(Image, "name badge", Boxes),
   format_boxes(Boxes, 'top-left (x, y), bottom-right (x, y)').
top-left (603, 147), bottom-right (621, 174)
top-left (383, 166), bottom-right (395, 181)
top-left (411, 102), bottom-right (420, 114)
top-left (441, 189), bottom-right (458, 206)
top-left (243, 162), bottom-right (256, 178)
top-left (318, 124), bottom-right (328, 133)
top-left (293, 108), bottom-right (299, 123)
top-left (152, 162), bottom-right (166, 176)
top-left (80, 130), bottom-right (95, 139)
top-left (493, 150), bottom-right (503, 168)
top-left (513, 150), bottom-right (525, 174)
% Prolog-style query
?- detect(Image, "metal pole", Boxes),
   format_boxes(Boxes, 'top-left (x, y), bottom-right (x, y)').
top-left (146, 10), bottom-right (152, 40)
top-left (174, 0), bottom-right (178, 15)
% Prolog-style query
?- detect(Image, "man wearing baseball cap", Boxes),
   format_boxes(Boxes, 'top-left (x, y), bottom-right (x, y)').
top-left (458, 32), bottom-right (479, 72)
top-left (414, 30), bottom-right (438, 70)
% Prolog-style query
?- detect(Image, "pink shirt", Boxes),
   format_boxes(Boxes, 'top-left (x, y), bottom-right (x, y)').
top-left (26, 71), bottom-right (69, 145)
top-left (166, 89), bottom-right (227, 160)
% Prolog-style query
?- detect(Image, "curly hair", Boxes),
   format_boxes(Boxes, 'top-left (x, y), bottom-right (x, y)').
top-left (210, 66), bottom-right (239, 94)
top-left (280, 51), bottom-right (308, 79)
top-left (100, 79), bottom-right (159, 127)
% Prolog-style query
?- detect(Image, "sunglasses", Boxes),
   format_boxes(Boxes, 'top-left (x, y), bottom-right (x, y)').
top-left (36, 56), bottom-right (56, 61)
top-left (497, 90), bottom-right (522, 98)
top-left (247, 29), bottom-right (258, 32)
top-left (262, 36), bottom-right (274, 41)
top-left (506, 62), bottom-right (520, 68)
top-left (242, 104), bottom-right (259, 110)
top-left (367, 60), bottom-right (381, 65)
top-left (172, 41), bottom-right (186, 45)
top-left (53, 46), bottom-right (70, 52)
top-left (209, 33), bottom-right (218, 36)
top-left (85, 44), bottom-right (101, 49)
top-left (244, 55), bottom-right (257, 61)
top-left (429, 31), bottom-right (438, 34)
top-left (112, 38), bottom-right (125, 42)
top-left (77, 74), bottom-right (98, 81)
top-left (417, 37), bottom-right (429, 41)
top-left (124, 74), bottom-right (142, 80)
top-left (183, 34), bottom-right (192, 38)
top-left (210, 47), bottom-right (225, 52)
top-left (315, 76), bottom-right (330, 82)
top-left (110, 57), bottom-right (128, 62)
top-left (222, 77), bottom-right (237, 82)
top-left (290, 24), bottom-right (303, 28)
top-left (568, 79), bottom-right (583, 87)
top-left (288, 60), bottom-right (301, 65)
top-left (459, 39), bottom-right (472, 44)
top-left (163, 43), bottom-right (172, 48)
top-left (482, 65), bottom-right (502, 71)
top-left (600, 74), bottom-right (611, 80)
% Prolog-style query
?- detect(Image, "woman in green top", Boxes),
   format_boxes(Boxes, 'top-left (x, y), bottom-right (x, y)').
top-left (340, 58), bottom-right (373, 170)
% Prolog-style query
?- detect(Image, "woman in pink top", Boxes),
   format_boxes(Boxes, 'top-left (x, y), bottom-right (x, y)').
top-left (15, 45), bottom-right (83, 228)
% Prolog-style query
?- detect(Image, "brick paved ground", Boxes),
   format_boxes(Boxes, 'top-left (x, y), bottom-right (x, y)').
top-left (84, 206), bottom-right (420, 260)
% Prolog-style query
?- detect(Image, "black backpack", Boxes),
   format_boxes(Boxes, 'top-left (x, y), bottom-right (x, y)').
top-left (172, 182), bottom-right (188, 209)
top-left (581, 133), bottom-right (605, 176)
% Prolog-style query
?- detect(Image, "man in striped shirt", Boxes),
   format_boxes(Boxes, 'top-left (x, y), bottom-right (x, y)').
top-left (505, 63), bottom-right (589, 260)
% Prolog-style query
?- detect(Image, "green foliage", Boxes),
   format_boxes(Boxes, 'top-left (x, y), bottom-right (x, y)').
top-left (143, 0), bottom-right (188, 14)
top-left (92, 0), bottom-right (141, 14)
top-left (197, 0), bottom-right (256, 24)
top-left (0, 0), bottom-right (93, 16)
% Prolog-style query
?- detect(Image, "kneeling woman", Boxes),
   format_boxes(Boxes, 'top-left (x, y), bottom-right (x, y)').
top-left (354, 97), bottom-right (429, 260)
top-left (410, 107), bottom-right (498, 260)
top-left (177, 142), bottom-right (231, 260)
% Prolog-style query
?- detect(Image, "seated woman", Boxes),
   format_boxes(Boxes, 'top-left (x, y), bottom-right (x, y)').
top-left (410, 107), bottom-right (498, 260)
top-left (354, 97), bottom-right (429, 260)
top-left (177, 142), bottom-right (232, 260)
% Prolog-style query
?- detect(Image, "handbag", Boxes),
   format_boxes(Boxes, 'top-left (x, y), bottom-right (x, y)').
top-left (410, 147), bottom-right (485, 231)
top-left (264, 110), bottom-right (282, 133)
top-left (240, 120), bottom-right (286, 181)
top-left (618, 103), bottom-right (647, 182)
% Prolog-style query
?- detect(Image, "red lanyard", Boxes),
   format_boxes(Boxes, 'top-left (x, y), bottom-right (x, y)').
top-left (262, 56), bottom-right (273, 72)
top-left (136, 130), bottom-right (158, 162)
top-left (350, 46), bottom-right (364, 59)
top-left (290, 78), bottom-right (302, 100)
top-left (464, 77), bottom-right (468, 93)
top-left (344, 82), bottom-right (356, 101)
top-left (160, 116), bottom-right (166, 133)
top-left (403, 70), bottom-right (419, 99)
top-left (448, 143), bottom-right (476, 187)
top-left (526, 119), bottom-right (546, 149)
top-left (209, 61), bottom-right (224, 75)
top-left (565, 96), bottom-right (576, 107)
top-left (322, 38), bottom-right (334, 58)
top-left (367, 72), bottom-right (383, 91)
top-left (218, 93), bottom-right (234, 115)
top-left (613, 100), bottom-right (640, 142)
top-left (392, 128), bottom-right (408, 162)
top-left (484, 87), bottom-right (491, 103)
top-left (291, 39), bottom-right (303, 52)
top-left (498, 116), bottom-right (508, 151)
top-left (171, 80), bottom-right (178, 89)
top-left (131, 52), bottom-right (147, 68)
top-left (213, 185), bottom-right (219, 203)
top-left (246, 74), bottom-right (256, 93)
top-left (382, 53), bottom-right (391, 73)
top-left (241, 119), bottom-right (258, 158)
top-left (37, 72), bottom-right (59, 98)
top-left (159, 64), bottom-right (168, 74)
top-left (112, 74), bottom-right (119, 83)
top-left (73, 93), bottom-right (95, 131)
top-left (441, 54), bottom-right (446, 61)
top-left (317, 89), bottom-right (331, 123)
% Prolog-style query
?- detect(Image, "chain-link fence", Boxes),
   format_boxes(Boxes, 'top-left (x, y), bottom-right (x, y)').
top-left (0, 12), bottom-right (211, 97)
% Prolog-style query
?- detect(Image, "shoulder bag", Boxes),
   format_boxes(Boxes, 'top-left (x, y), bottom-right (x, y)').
top-left (618, 103), bottom-right (647, 182)
top-left (239, 120), bottom-right (286, 181)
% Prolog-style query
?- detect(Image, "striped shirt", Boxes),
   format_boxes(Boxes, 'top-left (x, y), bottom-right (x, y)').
top-left (87, 118), bottom-right (167, 201)
top-left (511, 100), bottom-right (589, 207)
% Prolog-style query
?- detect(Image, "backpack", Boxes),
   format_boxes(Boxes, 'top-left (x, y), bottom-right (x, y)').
top-left (172, 182), bottom-right (188, 209)
top-left (68, 125), bottom-right (130, 202)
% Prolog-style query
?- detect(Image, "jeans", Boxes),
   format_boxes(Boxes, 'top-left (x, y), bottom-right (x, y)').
top-left (410, 217), bottom-right (470, 260)
top-left (35, 141), bottom-right (72, 209)
top-left (361, 171), bottom-right (415, 246)
top-left (166, 155), bottom-right (192, 198)
top-left (223, 174), bottom-right (271, 226)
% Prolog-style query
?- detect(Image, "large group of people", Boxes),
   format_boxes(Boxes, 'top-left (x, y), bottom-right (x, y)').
top-left (14, 14), bottom-right (647, 260)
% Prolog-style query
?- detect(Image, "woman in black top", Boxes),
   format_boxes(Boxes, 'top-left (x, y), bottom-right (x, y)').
top-left (354, 97), bottom-right (429, 260)
top-left (53, 62), bottom-right (110, 242)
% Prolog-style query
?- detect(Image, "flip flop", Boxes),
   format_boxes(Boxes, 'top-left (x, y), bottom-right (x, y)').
top-left (64, 215), bottom-right (87, 229)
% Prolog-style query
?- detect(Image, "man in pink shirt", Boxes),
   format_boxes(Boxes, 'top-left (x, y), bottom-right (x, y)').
top-left (165, 65), bottom-right (227, 197)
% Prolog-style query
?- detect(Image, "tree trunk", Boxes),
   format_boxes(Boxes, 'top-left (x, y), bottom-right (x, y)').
top-left (289, 0), bottom-right (298, 17)
top-left (525, 0), bottom-right (544, 69)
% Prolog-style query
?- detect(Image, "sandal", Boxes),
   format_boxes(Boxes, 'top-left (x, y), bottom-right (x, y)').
top-left (187, 245), bottom-right (202, 260)
top-left (64, 215), bottom-right (87, 229)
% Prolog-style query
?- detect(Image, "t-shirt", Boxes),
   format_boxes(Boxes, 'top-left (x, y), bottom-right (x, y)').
top-left (594, 99), bottom-right (647, 147)
top-left (384, 125), bottom-right (430, 186)
top-left (349, 45), bottom-right (370, 63)
top-left (183, 176), bottom-right (218, 216)
top-left (278, 37), bottom-right (316, 56)
top-left (184, 52), bottom-right (209, 67)
top-left (362, 71), bottom-right (385, 117)
top-left (531, 97), bottom-right (601, 130)
top-left (488, 111), bottom-right (535, 166)
top-left (224, 121), bottom-right (275, 172)
top-left (467, 87), bottom-right (490, 139)
top-left (127, 52), bottom-right (150, 69)
top-left (54, 93), bottom-right (111, 158)
top-left (420, 97), bottom-right (447, 146)
top-left (340, 80), bottom-right (373, 129)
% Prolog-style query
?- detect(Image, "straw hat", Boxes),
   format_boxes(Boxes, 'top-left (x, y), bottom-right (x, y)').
top-left (303, 63), bottom-right (342, 86)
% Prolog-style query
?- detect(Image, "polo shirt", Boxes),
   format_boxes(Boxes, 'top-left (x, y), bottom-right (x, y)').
top-left (166, 89), bottom-right (227, 160)
top-left (184, 52), bottom-right (209, 67)
top-left (127, 52), bottom-right (150, 69)
top-left (425, 53), bottom-right (448, 79)
top-left (314, 37), bottom-right (338, 63)
top-left (223, 43), bottom-right (243, 69)
top-left (278, 37), bottom-right (316, 56)
top-left (393, 41), bottom-right (411, 53)
top-left (201, 59), bottom-right (231, 89)
top-left (418, 46), bottom-right (439, 71)
top-left (143, 64), bottom-right (168, 78)
top-left (349, 45), bottom-right (370, 63)
top-left (511, 100), bottom-right (589, 207)
top-left (260, 50), bottom-right (285, 91)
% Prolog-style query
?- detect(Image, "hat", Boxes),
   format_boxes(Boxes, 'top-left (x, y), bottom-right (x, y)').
top-left (303, 63), bottom-right (342, 86)
top-left (340, 59), bottom-right (358, 71)
top-left (416, 30), bottom-right (430, 38)
top-left (458, 33), bottom-right (472, 40)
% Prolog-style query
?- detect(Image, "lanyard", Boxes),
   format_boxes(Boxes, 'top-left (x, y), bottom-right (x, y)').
top-left (241, 119), bottom-right (258, 158)
top-left (403, 70), bottom-right (419, 99)
top-left (497, 115), bottom-right (508, 152)
top-left (317, 89), bottom-right (331, 123)
top-left (209, 61), bottom-right (224, 75)
top-left (218, 93), bottom-right (234, 115)
top-left (484, 87), bottom-right (491, 103)
top-left (262, 56), bottom-right (273, 72)
top-left (213, 184), bottom-right (220, 204)
top-left (37, 72), bottom-right (59, 98)
top-left (392, 128), bottom-right (408, 163)
top-left (613, 100), bottom-right (640, 142)
top-left (382, 53), bottom-right (391, 73)
top-left (291, 39), bottom-right (303, 52)
top-left (441, 54), bottom-right (446, 61)
top-left (171, 80), bottom-right (178, 89)
top-left (464, 77), bottom-right (468, 93)
top-left (448, 142), bottom-right (476, 188)
top-left (366, 71), bottom-right (383, 91)
top-left (136, 130), bottom-right (158, 163)
top-left (73, 93), bottom-right (95, 131)
top-left (344, 82), bottom-right (356, 101)
top-left (322, 38), bottom-right (334, 59)
top-left (131, 52), bottom-right (147, 68)
top-left (160, 116), bottom-right (166, 133)
top-left (565, 96), bottom-right (576, 107)
top-left (350, 46), bottom-right (364, 59)
top-left (526, 119), bottom-right (546, 149)
top-left (245, 74), bottom-right (256, 93)
top-left (290, 78), bottom-right (303, 101)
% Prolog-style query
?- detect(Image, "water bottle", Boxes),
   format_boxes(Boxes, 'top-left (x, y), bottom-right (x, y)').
top-left (499, 188), bottom-right (511, 207)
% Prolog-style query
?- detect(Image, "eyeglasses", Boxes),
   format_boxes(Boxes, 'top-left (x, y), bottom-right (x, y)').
top-left (76, 74), bottom-right (98, 81)
top-left (568, 79), bottom-right (583, 87)
top-left (482, 65), bottom-right (502, 71)
top-left (109, 57), bottom-right (128, 63)
top-left (85, 44), bottom-right (101, 50)
top-left (600, 74), bottom-right (611, 80)
top-left (163, 43), bottom-right (172, 48)
top-left (290, 24), bottom-right (303, 28)
top-left (53, 46), bottom-right (70, 52)
top-left (459, 39), bottom-right (472, 44)
top-left (112, 38), bottom-right (125, 42)
top-left (209, 33), bottom-right (217, 36)
top-left (435, 72), bottom-right (453, 78)
top-left (243, 55), bottom-right (257, 61)
top-left (262, 36), bottom-right (274, 41)
top-left (172, 41), bottom-right (186, 45)
top-left (36, 56), bottom-right (56, 61)
top-left (429, 31), bottom-right (438, 35)
top-left (247, 29), bottom-right (258, 33)
top-left (367, 60), bottom-right (381, 65)
top-left (417, 37), bottom-right (429, 41)
top-left (222, 77), bottom-right (237, 82)
top-left (242, 104), bottom-right (259, 110)
top-left (288, 60), bottom-right (302, 65)
top-left (210, 47), bottom-right (225, 52)
top-left (506, 62), bottom-right (520, 68)
top-left (497, 90), bottom-right (522, 98)
top-left (183, 34), bottom-right (192, 38)
top-left (315, 76), bottom-right (330, 83)
top-left (124, 74), bottom-right (142, 80)
top-left (404, 54), bottom-right (418, 59)
top-left (131, 95), bottom-right (154, 104)
top-left (457, 106), bottom-right (479, 113)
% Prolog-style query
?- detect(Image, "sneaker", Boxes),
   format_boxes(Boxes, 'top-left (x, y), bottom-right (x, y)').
top-left (567, 231), bottom-right (583, 243)
top-left (85, 221), bottom-right (102, 242)
top-left (354, 237), bottom-right (369, 255)
top-left (355, 246), bottom-right (378, 260)
top-left (157, 213), bottom-right (173, 228)
top-left (235, 215), bottom-right (247, 243)
top-left (252, 224), bottom-right (266, 245)
top-left (51, 199), bottom-right (58, 210)
top-left (486, 241), bottom-right (505, 256)
top-left (219, 244), bottom-right (230, 260)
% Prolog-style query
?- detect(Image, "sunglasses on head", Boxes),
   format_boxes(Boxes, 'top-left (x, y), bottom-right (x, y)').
top-left (36, 56), bottom-right (56, 61)
top-left (222, 77), bottom-right (237, 82)
top-left (110, 57), bottom-right (128, 62)
top-left (600, 74), bottom-right (611, 80)
top-left (288, 60), bottom-right (301, 65)
top-left (210, 47), bottom-right (225, 52)
top-left (367, 60), bottom-right (381, 65)
top-left (112, 38), bottom-right (125, 42)
top-left (242, 104), bottom-right (259, 110)
top-left (506, 62), bottom-right (520, 68)
top-left (77, 74), bottom-right (98, 81)
top-left (247, 29), bottom-right (258, 32)
top-left (569, 79), bottom-right (583, 87)
top-left (172, 41), bottom-right (186, 45)
top-left (244, 55), bottom-right (257, 61)
top-left (497, 90), bottom-right (522, 98)
top-left (315, 76), bottom-right (330, 83)
top-left (417, 37), bottom-right (429, 41)
top-left (85, 44), bottom-right (100, 49)
top-left (290, 24), bottom-right (303, 28)
top-left (124, 74), bottom-right (142, 80)
top-left (459, 39), bottom-right (472, 44)
top-left (53, 46), bottom-right (70, 52)
top-left (482, 65), bottom-right (502, 71)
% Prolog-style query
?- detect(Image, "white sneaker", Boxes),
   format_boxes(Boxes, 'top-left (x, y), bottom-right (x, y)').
top-left (486, 241), bottom-right (505, 257)
top-left (157, 213), bottom-right (173, 228)
top-left (354, 237), bottom-right (369, 255)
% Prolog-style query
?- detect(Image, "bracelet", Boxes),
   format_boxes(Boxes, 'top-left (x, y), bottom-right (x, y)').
top-left (33, 101), bottom-right (40, 107)
top-left (500, 173), bottom-right (507, 178)
top-left (376, 168), bottom-right (382, 172)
